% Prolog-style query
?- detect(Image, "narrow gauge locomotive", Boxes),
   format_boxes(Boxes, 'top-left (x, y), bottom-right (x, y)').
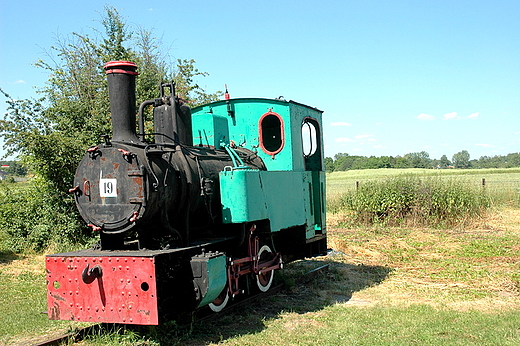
top-left (46, 61), bottom-right (327, 325)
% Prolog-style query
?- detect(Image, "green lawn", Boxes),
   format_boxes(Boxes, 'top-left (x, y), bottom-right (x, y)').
top-left (0, 253), bottom-right (90, 346)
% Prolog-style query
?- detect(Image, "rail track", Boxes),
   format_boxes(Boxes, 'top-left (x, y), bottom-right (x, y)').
top-left (31, 264), bottom-right (329, 346)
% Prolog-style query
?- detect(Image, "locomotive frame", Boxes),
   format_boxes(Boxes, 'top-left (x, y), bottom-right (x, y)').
top-left (46, 61), bottom-right (327, 325)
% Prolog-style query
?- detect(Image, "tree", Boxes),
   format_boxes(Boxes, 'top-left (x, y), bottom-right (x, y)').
top-left (506, 153), bottom-right (520, 167)
top-left (452, 150), bottom-right (471, 169)
top-left (439, 155), bottom-right (451, 168)
top-left (404, 151), bottom-right (431, 168)
top-left (324, 157), bottom-right (335, 172)
top-left (0, 6), bottom-right (220, 251)
top-left (318, 151), bottom-right (519, 173)
top-left (0, 161), bottom-right (27, 176)
top-left (393, 155), bottom-right (409, 168)
top-left (334, 154), bottom-right (366, 171)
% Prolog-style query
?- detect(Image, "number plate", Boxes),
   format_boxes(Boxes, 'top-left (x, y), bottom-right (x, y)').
top-left (100, 178), bottom-right (117, 197)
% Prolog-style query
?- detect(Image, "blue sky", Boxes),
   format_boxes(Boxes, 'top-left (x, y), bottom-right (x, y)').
top-left (1, 0), bottom-right (519, 161)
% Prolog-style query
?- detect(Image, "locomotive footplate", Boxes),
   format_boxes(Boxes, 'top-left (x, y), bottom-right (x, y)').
top-left (46, 243), bottom-right (228, 325)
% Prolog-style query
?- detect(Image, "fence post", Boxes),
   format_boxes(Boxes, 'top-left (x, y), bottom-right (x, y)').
top-left (482, 178), bottom-right (486, 187)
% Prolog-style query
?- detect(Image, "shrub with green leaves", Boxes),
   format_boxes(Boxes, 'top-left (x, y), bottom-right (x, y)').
top-left (335, 175), bottom-right (490, 227)
top-left (0, 179), bottom-right (90, 252)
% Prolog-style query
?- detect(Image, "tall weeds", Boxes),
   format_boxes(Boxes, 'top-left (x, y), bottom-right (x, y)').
top-left (331, 175), bottom-right (491, 228)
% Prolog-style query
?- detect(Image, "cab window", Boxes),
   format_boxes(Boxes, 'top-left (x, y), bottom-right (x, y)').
top-left (259, 111), bottom-right (284, 155)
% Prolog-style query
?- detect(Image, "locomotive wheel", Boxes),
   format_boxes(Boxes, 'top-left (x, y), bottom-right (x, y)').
top-left (208, 288), bottom-right (230, 313)
top-left (255, 245), bottom-right (275, 292)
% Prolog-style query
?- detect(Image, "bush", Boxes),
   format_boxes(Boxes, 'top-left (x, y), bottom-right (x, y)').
top-left (335, 175), bottom-right (490, 228)
top-left (0, 178), bottom-right (93, 253)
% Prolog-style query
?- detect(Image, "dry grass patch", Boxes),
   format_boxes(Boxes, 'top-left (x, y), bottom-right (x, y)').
top-left (281, 313), bottom-right (325, 332)
top-left (326, 208), bottom-right (520, 313)
top-left (0, 254), bottom-right (46, 276)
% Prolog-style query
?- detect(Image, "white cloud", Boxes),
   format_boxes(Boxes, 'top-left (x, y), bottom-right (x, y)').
top-left (476, 143), bottom-right (494, 148)
top-left (373, 144), bottom-right (384, 149)
top-left (444, 112), bottom-right (458, 120)
top-left (417, 113), bottom-right (435, 121)
top-left (13, 80), bottom-right (25, 84)
top-left (330, 121), bottom-right (352, 127)
top-left (416, 112), bottom-right (477, 121)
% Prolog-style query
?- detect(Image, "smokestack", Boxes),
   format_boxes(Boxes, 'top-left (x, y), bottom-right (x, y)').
top-left (104, 61), bottom-right (140, 143)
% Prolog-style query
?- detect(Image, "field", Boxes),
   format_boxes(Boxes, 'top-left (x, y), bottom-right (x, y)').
top-left (327, 168), bottom-right (520, 206)
top-left (1, 168), bottom-right (520, 345)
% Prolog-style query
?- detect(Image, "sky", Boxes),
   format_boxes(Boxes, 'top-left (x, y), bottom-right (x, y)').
top-left (1, 0), bottom-right (519, 161)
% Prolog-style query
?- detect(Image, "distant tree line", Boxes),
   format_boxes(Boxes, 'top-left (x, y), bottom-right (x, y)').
top-left (325, 151), bottom-right (520, 172)
top-left (0, 161), bottom-right (27, 176)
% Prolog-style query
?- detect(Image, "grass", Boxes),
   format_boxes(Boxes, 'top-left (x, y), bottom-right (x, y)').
top-left (1, 168), bottom-right (520, 345)
top-left (0, 252), bottom-right (91, 346)
top-left (327, 211), bottom-right (520, 305)
top-left (215, 305), bottom-right (520, 345)
top-left (330, 175), bottom-right (491, 227)
top-left (327, 168), bottom-right (520, 208)
top-left (13, 207), bottom-right (516, 346)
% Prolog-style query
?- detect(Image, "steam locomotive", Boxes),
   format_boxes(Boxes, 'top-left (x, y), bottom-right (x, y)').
top-left (46, 61), bottom-right (326, 325)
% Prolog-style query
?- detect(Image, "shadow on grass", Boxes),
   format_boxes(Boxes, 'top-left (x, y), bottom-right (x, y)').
top-left (103, 255), bottom-right (393, 346)
top-left (0, 249), bottom-right (20, 265)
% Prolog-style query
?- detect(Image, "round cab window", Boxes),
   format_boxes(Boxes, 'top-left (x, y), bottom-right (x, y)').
top-left (259, 112), bottom-right (284, 156)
